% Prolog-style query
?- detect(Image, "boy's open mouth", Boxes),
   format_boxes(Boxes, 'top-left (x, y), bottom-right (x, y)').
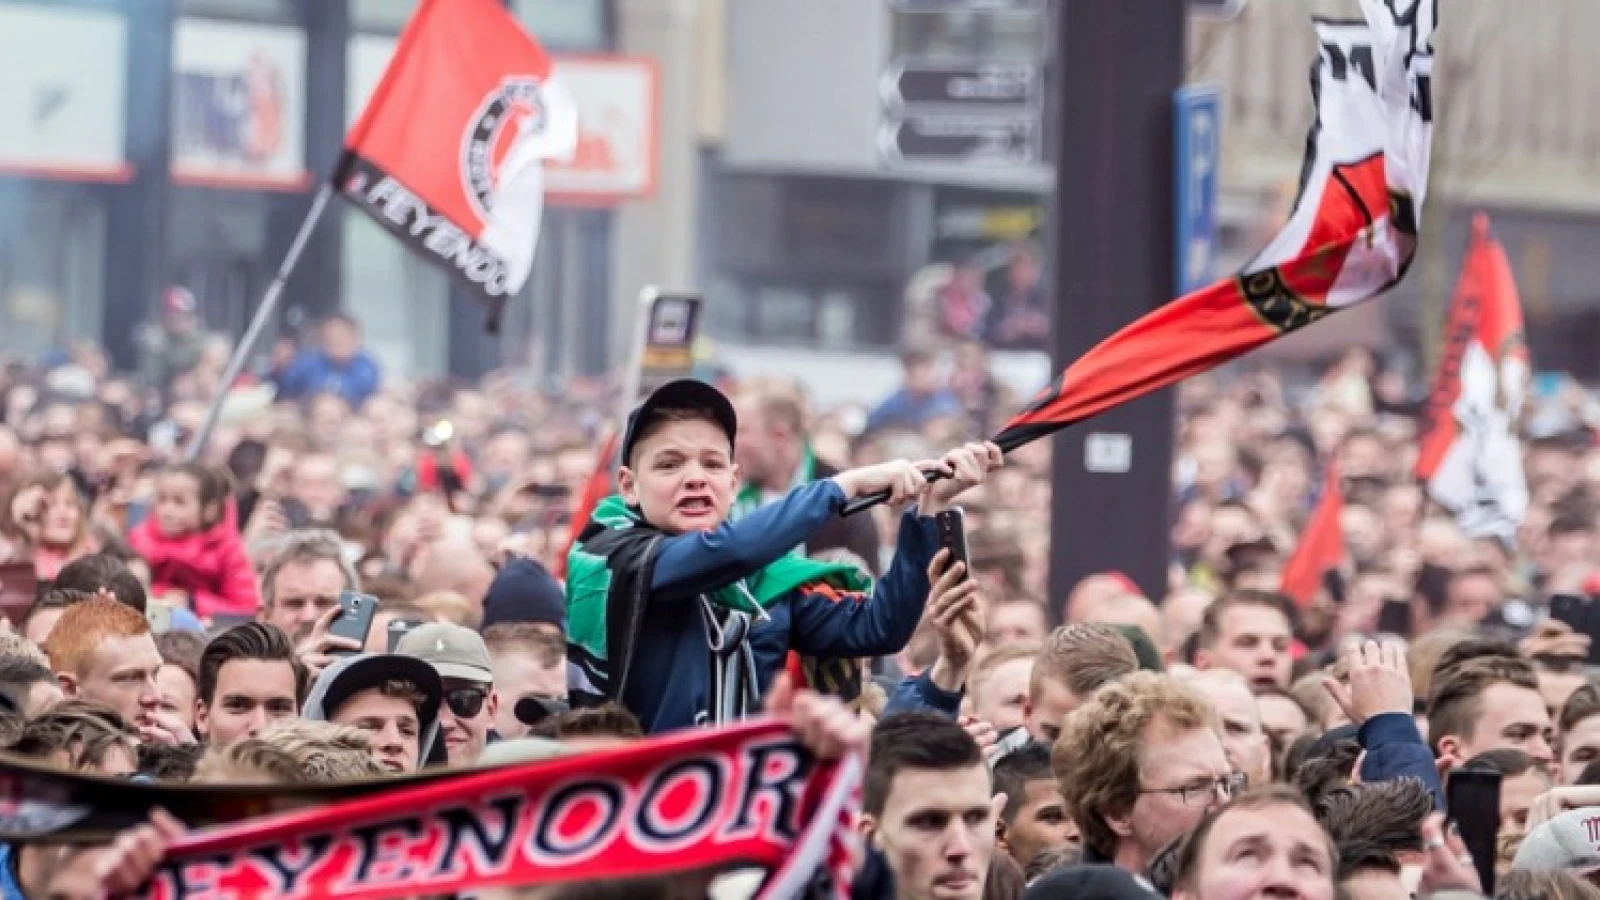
top-left (675, 496), bottom-right (714, 514)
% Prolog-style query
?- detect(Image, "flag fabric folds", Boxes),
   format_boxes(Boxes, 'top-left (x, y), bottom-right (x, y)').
top-left (1414, 214), bottom-right (1530, 541)
top-left (335, 0), bottom-right (577, 330)
top-left (137, 720), bottom-right (859, 900)
top-left (992, 0), bottom-right (1435, 452)
top-left (1282, 469), bottom-right (1345, 608)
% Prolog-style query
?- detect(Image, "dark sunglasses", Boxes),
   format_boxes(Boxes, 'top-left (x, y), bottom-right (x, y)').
top-left (444, 687), bottom-right (488, 719)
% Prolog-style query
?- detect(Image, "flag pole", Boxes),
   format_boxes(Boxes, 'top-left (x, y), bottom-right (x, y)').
top-left (185, 184), bottom-right (336, 462)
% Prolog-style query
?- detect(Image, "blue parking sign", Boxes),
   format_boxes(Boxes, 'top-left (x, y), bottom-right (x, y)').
top-left (1174, 85), bottom-right (1221, 296)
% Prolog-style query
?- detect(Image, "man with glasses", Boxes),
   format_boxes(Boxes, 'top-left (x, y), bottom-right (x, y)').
top-left (396, 623), bottom-right (498, 765)
top-left (1054, 671), bottom-right (1240, 878)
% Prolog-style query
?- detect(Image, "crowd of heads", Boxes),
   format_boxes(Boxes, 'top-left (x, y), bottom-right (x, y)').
top-left (0, 319), bottom-right (1595, 900)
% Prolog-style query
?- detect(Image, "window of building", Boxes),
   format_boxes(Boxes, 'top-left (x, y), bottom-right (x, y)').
top-left (349, 0), bottom-right (418, 33)
top-left (0, 183), bottom-right (105, 355)
top-left (891, 9), bottom-right (1046, 61)
top-left (511, 0), bottom-right (609, 51)
top-left (176, 0), bottom-right (296, 23)
top-left (341, 208), bottom-right (449, 377)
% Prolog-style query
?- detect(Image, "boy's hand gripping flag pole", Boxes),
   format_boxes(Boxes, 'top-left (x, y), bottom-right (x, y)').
top-left (843, 0), bottom-right (1437, 518)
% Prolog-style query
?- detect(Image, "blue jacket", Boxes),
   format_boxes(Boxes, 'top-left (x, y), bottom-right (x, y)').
top-left (883, 670), bottom-right (964, 718)
top-left (275, 349), bottom-right (382, 407)
top-left (622, 480), bottom-right (938, 734)
top-left (864, 388), bottom-right (963, 435)
top-left (1358, 712), bottom-right (1444, 808)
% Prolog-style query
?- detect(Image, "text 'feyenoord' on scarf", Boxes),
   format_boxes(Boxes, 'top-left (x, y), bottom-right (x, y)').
top-left (127, 721), bottom-right (859, 900)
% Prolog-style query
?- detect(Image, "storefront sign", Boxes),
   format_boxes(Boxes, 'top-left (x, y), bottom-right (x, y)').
top-left (545, 57), bottom-right (658, 202)
top-left (171, 18), bottom-right (308, 189)
top-left (0, 4), bottom-right (129, 181)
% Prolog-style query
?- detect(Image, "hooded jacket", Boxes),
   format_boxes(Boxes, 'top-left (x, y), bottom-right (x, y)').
top-left (302, 654), bottom-right (445, 769)
top-left (128, 501), bottom-right (258, 618)
top-left (566, 479), bottom-right (937, 734)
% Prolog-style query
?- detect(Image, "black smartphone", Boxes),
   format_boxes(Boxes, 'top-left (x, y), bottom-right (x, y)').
top-left (935, 507), bottom-right (969, 579)
top-left (385, 617), bottom-right (424, 653)
top-left (1447, 768), bottom-right (1501, 896)
top-left (328, 591), bottom-right (379, 653)
top-left (279, 496), bottom-right (312, 529)
top-left (1549, 594), bottom-right (1600, 665)
top-left (1377, 597), bottom-right (1412, 637)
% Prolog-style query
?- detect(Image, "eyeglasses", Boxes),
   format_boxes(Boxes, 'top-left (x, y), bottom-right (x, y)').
top-left (444, 687), bottom-right (488, 719)
top-left (1139, 773), bottom-right (1248, 807)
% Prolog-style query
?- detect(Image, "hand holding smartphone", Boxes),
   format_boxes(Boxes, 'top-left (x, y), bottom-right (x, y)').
top-left (327, 592), bottom-right (379, 655)
top-left (935, 508), bottom-right (969, 580)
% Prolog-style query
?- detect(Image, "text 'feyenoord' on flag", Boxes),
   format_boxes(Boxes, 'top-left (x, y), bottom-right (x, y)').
top-left (335, 0), bottom-right (577, 330)
top-left (1415, 214), bottom-right (1530, 542)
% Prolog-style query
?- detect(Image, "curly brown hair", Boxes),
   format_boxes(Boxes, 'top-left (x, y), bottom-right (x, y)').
top-left (1051, 671), bottom-right (1216, 861)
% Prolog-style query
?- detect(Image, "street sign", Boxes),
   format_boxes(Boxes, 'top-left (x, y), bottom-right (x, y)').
top-left (879, 115), bottom-right (1040, 166)
top-left (1173, 84), bottom-right (1221, 295)
top-left (880, 60), bottom-right (1041, 112)
top-left (889, 0), bottom-right (1045, 10)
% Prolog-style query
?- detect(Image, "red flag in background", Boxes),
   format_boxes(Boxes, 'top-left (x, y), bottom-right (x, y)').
top-left (335, 0), bottom-right (577, 330)
top-left (1282, 470), bottom-right (1344, 608)
top-left (555, 429), bottom-right (619, 579)
top-left (991, 5), bottom-right (1435, 452)
top-left (1414, 214), bottom-right (1530, 541)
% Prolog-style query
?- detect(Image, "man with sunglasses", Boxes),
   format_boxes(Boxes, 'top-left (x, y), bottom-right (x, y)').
top-left (396, 623), bottom-right (498, 765)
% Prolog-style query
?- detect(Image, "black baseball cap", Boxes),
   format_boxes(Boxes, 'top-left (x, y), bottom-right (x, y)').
top-left (619, 379), bottom-right (738, 467)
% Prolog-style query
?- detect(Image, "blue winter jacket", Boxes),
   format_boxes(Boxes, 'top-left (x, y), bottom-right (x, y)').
top-left (275, 349), bottom-right (382, 407)
top-left (622, 480), bottom-right (938, 734)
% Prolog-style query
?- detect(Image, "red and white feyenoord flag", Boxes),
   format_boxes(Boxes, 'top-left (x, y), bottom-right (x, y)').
top-left (1415, 215), bottom-right (1530, 541)
top-left (335, 0), bottom-right (577, 330)
top-left (844, 0), bottom-right (1438, 516)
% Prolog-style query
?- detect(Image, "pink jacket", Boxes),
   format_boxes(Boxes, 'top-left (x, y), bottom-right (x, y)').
top-left (128, 503), bottom-right (259, 618)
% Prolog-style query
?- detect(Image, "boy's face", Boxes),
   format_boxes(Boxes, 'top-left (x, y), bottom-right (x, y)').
top-left (619, 418), bottom-right (738, 534)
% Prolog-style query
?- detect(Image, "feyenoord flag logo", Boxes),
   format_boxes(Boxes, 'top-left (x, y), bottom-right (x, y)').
top-left (336, 0), bottom-right (576, 329)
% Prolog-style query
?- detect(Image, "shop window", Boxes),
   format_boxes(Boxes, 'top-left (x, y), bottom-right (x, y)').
top-left (511, 0), bottom-right (609, 51)
top-left (340, 208), bottom-right (449, 378)
top-left (891, 9), bottom-right (1046, 62)
top-left (349, 0), bottom-right (418, 33)
top-left (177, 0), bottom-right (296, 22)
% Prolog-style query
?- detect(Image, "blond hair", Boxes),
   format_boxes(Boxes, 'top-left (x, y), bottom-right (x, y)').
top-left (257, 718), bottom-right (384, 782)
top-left (414, 591), bottom-right (481, 630)
top-left (192, 741), bottom-right (305, 785)
top-left (971, 642), bottom-right (1039, 703)
top-left (483, 623), bottom-right (566, 669)
top-left (1053, 672), bottom-right (1217, 861)
top-left (1030, 624), bottom-right (1137, 703)
top-left (45, 597), bottom-right (149, 677)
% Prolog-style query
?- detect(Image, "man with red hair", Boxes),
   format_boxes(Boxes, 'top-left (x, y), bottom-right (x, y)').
top-left (45, 597), bottom-right (193, 746)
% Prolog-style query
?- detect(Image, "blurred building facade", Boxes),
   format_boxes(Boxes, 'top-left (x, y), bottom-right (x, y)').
top-left (0, 0), bottom-right (638, 382)
top-left (4, 0), bottom-right (1600, 387)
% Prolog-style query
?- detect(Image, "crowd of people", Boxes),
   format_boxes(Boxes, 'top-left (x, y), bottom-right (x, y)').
top-left (0, 300), bottom-right (1598, 900)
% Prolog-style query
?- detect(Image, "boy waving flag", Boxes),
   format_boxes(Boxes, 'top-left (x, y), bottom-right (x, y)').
top-left (567, 379), bottom-right (1002, 733)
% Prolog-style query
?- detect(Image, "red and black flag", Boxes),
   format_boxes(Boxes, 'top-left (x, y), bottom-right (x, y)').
top-left (335, 0), bottom-right (577, 330)
top-left (993, 1), bottom-right (1436, 452)
top-left (1414, 214), bottom-right (1530, 540)
top-left (1281, 468), bottom-right (1345, 608)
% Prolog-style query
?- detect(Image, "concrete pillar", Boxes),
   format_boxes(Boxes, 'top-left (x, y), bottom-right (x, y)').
top-left (610, 0), bottom-right (704, 366)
